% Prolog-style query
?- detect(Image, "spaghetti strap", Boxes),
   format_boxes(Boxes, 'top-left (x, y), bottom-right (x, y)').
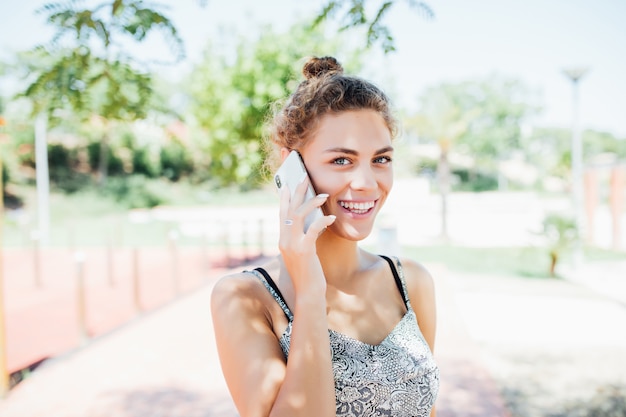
top-left (247, 268), bottom-right (294, 321)
top-left (379, 255), bottom-right (411, 310)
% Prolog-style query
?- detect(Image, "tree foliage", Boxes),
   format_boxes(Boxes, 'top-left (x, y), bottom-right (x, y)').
top-left (313, 0), bottom-right (434, 53)
top-left (455, 77), bottom-right (540, 165)
top-left (38, 0), bottom-right (184, 62)
top-left (406, 77), bottom-right (538, 237)
top-left (524, 127), bottom-right (626, 180)
top-left (186, 22), bottom-right (361, 189)
top-left (18, 0), bottom-right (183, 185)
top-left (410, 76), bottom-right (539, 165)
top-left (21, 0), bottom-right (183, 119)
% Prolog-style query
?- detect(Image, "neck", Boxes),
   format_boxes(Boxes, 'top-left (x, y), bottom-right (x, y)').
top-left (315, 231), bottom-right (362, 286)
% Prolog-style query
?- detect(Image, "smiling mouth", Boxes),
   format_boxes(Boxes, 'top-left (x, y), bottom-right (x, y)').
top-left (339, 200), bottom-right (376, 214)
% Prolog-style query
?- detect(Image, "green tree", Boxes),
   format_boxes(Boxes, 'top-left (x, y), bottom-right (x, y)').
top-left (313, 0), bottom-right (434, 53)
top-left (19, 0), bottom-right (183, 186)
top-left (407, 77), bottom-right (537, 237)
top-left (186, 22), bottom-right (360, 189)
top-left (406, 84), bottom-right (472, 240)
top-left (523, 127), bottom-right (571, 180)
top-left (523, 127), bottom-right (626, 186)
top-left (456, 78), bottom-right (538, 157)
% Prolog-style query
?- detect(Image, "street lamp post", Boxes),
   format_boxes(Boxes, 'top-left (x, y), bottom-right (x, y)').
top-left (562, 67), bottom-right (589, 266)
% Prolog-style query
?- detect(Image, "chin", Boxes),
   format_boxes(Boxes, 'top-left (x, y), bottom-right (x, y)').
top-left (328, 223), bottom-right (374, 242)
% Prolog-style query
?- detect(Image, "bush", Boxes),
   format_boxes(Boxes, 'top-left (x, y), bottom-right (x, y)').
top-left (160, 140), bottom-right (194, 181)
top-left (44, 143), bottom-right (92, 193)
top-left (86, 141), bottom-right (125, 177)
top-left (132, 146), bottom-right (159, 178)
top-left (541, 212), bottom-right (578, 277)
top-left (452, 168), bottom-right (499, 192)
top-left (50, 168), bottom-right (93, 193)
top-left (102, 175), bottom-right (170, 209)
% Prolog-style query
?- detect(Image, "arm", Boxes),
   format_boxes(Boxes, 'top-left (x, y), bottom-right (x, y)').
top-left (211, 179), bottom-right (337, 417)
top-left (400, 258), bottom-right (437, 417)
top-left (211, 273), bottom-right (335, 417)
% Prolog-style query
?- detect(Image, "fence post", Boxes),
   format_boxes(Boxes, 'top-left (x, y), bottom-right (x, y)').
top-left (201, 231), bottom-right (209, 278)
top-left (168, 230), bottom-right (180, 296)
top-left (132, 247), bottom-right (141, 314)
top-left (31, 230), bottom-right (42, 288)
top-left (75, 251), bottom-right (88, 346)
top-left (106, 235), bottom-right (114, 287)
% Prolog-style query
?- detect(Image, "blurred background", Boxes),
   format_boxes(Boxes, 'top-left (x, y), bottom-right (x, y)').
top-left (0, 1), bottom-right (625, 416)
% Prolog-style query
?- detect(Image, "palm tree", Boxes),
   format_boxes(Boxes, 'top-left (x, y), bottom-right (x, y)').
top-left (406, 86), bottom-right (471, 240)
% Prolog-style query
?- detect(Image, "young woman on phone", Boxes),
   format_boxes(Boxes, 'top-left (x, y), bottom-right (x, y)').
top-left (211, 56), bottom-right (439, 417)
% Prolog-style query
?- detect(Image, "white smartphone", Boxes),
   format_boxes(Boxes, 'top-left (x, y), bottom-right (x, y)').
top-left (274, 150), bottom-right (324, 232)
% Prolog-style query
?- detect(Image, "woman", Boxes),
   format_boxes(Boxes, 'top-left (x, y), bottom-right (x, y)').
top-left (211, 56), bottom-right (439, 417)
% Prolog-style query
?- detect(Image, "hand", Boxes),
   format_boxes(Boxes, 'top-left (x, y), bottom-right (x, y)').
top-left (278, 176), bottom-right (336, 294)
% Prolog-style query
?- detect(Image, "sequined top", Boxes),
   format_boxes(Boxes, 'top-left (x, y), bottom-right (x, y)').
top-left (248, 256), bottom-right (439, 417)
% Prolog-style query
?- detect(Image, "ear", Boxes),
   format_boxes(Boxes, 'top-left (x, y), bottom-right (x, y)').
top-left (280, 147), bottom-right (291, 162)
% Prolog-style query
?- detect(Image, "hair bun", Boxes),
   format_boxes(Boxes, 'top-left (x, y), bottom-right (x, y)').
top-left (302, 56), bottom-right (344, 79)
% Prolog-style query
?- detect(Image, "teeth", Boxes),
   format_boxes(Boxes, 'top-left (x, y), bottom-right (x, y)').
top-left (339, 201), bottom-right (375, 212)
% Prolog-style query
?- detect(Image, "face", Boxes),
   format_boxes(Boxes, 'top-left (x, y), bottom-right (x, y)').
top-left (299, 109), bottom-right (394, 241)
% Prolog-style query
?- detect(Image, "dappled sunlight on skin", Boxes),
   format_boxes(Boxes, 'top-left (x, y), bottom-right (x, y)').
top-left (325, 265), bottom-right (407, 346)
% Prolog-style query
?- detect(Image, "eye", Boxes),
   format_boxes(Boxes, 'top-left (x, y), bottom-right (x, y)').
top-left (374, 155), bottom-right (393, 164)
top-left (332, 157), bottom-right (351, 166)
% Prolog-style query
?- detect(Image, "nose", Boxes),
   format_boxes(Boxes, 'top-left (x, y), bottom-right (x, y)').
top-left (350, 164), bottom-right (378, 191)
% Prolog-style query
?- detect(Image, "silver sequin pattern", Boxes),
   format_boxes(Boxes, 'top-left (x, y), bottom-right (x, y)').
top-left (249, 259), bottom-right (439, 417)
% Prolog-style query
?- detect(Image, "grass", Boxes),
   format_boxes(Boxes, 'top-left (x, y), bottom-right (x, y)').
top-left (403, 244), bottom-right (625, 279)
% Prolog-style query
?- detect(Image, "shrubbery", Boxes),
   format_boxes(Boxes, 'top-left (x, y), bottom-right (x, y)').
top-left (2, 132), bottom-right (198, 209)
top-left (102, 175), bottom-right (170, 209)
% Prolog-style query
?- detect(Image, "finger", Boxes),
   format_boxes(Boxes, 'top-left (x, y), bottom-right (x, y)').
top-left (304, 214), bottom-right (336, 242)
top-left (293, 193), bottom-right (329, 219)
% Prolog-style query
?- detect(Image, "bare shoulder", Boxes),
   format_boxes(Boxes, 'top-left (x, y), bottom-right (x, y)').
top-left (212, 270), bottom-right (260, 299)
top-left (210, 270), bottom-right (269, 320)
top-left (211, 257), bottom-right (281, 302)
top-left (398, 257), bottom-right (435, 295)
top-left (398, 257), bottom-right (437, 351)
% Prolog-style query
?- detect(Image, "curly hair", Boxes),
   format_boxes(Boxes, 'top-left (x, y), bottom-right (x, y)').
top-left (265, 56), bottom-right (398, 171)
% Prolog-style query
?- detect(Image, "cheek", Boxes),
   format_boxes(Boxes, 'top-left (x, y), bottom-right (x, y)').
top-left (308, 168), bottom-right (337, 194)
top-left (312, 177), bottom-right (341, 196)
top-left (378, 170), bottom-right (393, 192)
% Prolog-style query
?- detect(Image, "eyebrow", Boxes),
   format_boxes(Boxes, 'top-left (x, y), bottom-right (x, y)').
top-left (323, 146), bottom-right (394, 155)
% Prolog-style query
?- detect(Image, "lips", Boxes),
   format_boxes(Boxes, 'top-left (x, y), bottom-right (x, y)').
top-left (339, 200), bottom-right (376, 214)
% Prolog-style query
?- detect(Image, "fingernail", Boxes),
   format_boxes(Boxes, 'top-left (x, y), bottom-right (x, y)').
top-left (317, 193), bottom-right (329, 198)
top-left (328, 215), bottom-right (336, 221)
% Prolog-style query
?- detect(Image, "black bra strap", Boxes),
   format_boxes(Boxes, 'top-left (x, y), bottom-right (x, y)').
top-left (379, 255), bottom-right (410, 309)
top-left (253, 267), bottom-right (293, 320)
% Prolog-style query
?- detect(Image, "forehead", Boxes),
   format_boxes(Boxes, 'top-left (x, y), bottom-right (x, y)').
top-left (304, 110), bottom-right (392, 152)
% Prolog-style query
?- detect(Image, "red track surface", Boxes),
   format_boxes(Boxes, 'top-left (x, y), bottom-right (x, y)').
top-left (2, 245), bottom-right (252, 375)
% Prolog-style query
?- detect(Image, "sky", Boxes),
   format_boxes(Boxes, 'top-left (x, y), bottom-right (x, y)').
top-left (1, 0), bottom-right (625, 137)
